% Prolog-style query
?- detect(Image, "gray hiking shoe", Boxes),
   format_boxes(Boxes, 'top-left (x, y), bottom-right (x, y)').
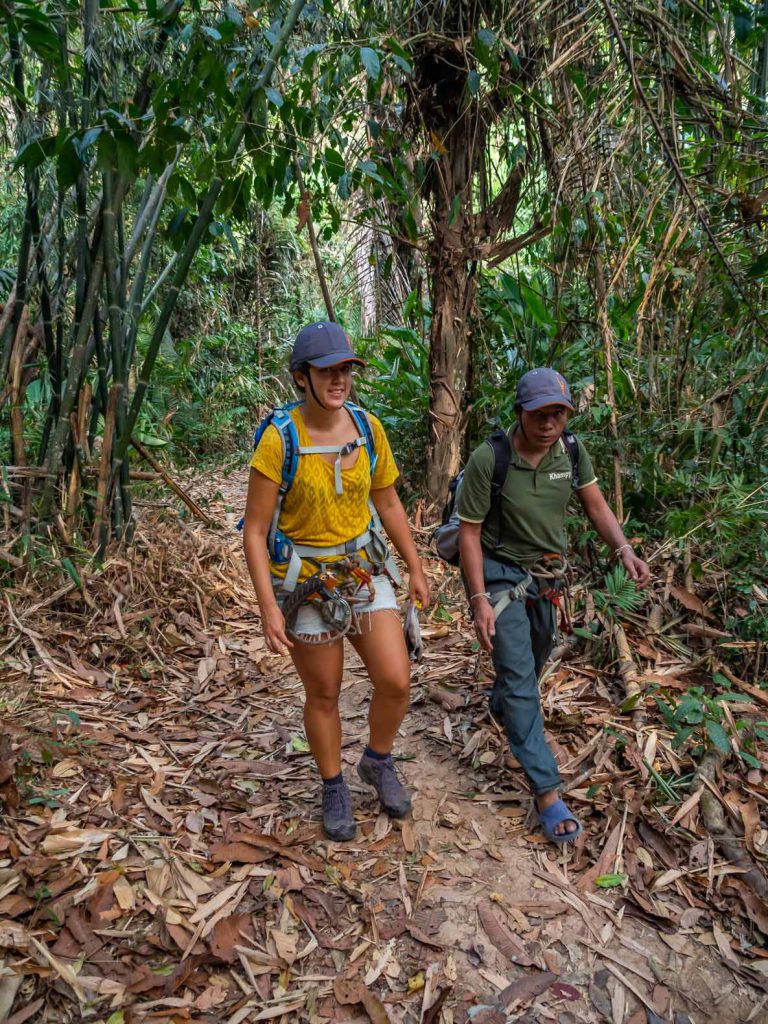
top-left (321, 779), bottom-right (356, 842)
top-left (357, 753), bottom-right (412, 818)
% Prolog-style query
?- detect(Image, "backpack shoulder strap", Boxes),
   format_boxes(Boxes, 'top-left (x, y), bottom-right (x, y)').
top-left (255, 403), bottom-right (302, 493)
top-left (485, 428), bottom-right (512, 538)
top-left (344, 402), bottom-right (377, 475)
top-left (562, 430), bottom-right (580, 489)
top-left (487, 428), bottom-right (512, 497)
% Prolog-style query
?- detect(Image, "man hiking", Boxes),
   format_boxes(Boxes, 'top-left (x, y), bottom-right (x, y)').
top-left (458, 368), bottom-right (650, 842)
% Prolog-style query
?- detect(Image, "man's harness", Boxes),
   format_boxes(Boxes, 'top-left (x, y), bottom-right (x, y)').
top-left (279, 558), bottom-right (379, 643)
top-left (487, 554), bottom-right (572, 630)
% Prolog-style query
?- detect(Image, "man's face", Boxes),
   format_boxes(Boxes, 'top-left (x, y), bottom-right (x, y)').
top-left (520, 404), bottom-right (569, 446)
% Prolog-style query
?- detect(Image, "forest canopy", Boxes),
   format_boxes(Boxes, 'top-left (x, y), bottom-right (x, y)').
top-left (0, 0), bottom-right (766, 646)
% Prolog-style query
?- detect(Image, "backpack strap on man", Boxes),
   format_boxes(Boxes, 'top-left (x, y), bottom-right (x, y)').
top-left (561, 430), bottom-right (580, 488)
top-left (486, 428), bottom-right (512, 538)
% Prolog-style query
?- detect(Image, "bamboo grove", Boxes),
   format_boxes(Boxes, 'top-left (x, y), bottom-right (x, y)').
top-left (1, 0), bottom-right (308, 554)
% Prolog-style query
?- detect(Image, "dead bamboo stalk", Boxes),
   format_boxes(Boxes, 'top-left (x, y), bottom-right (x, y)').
top-left (615, 619), bottom-right (645, 730)
top-left (592, 254), bottom-right (624, 521)
top-left (66, 381), bottom-right (91, 526)
top-left (0, 286), bottom-right (18, 340)
top-left (130, 438), bottom-right (213, 526)
top-left (0, 546), bottom-right (23, 569)
top-left (92, 385), bottom-right (118, 546)
top-left (0, 470), bottom-right (10, 531)
top-left (9, 308), bottom-right (29, 467)
top-left (5, 464), bottom-right (159, 481)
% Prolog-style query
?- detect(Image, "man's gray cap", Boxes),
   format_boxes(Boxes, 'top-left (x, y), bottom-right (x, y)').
top-left (515, 367), bottom-right (574, 411)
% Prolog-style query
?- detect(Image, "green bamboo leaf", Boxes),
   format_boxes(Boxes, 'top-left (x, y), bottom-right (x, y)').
top-left (447, 194), bottom-right (462, 227)
top-left (60, 558), bottom-right (82, 588)
top-left (746, 250), bottom-right (768, 278)
top-left (14, 135), bottom-right (57, 172)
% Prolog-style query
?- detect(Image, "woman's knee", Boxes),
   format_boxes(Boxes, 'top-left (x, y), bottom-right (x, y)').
top-left (304, 681), bottom-right (342, 713)
top-left (371, 670), bottom-right (411, 702)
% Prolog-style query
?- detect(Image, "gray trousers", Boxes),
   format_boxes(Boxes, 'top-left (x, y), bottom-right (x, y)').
top-left (483, 553), bottom-right (561, 795)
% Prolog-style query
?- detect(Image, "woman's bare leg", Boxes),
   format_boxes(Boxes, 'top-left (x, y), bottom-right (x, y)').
top-left (349, 610), bottom-right (410, 753)
top-left (289, 638), bottom-right (344, 778)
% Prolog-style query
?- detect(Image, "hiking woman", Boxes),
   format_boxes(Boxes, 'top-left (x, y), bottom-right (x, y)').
top-left (243, 322), bottom-right (430, 842)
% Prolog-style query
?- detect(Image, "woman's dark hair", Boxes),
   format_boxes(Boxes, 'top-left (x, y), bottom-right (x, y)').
top-left (292, 361), bottom-right (311, 393)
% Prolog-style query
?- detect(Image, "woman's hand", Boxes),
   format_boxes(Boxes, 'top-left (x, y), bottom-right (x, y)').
top-left (262, 604), bottom-right (293, 655)
top-left (407, 565), bottom-right (431, 609)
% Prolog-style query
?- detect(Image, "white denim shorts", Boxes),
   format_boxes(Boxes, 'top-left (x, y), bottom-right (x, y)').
top-left (283, 574), bottom-right (398, 639)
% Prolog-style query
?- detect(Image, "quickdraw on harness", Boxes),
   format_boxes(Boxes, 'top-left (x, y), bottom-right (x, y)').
top-left (280, 558), bottom-right (378, 643)
top-left (239, 399), bottom-right (400, 594)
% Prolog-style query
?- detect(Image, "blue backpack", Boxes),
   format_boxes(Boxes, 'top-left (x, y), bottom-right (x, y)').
top-left (240, 400), bottom-right (399, 592)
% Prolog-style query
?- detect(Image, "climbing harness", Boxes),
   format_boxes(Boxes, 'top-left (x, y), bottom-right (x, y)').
top-left (279, 558), bottom-right (378, 644)
top-left (486, 554), bottom-right (573, 632)
top-left (240, 400), bottom-right (400, 593)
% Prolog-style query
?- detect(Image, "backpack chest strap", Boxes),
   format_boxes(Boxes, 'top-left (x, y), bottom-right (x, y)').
top-left (298, 436), bottom-right (368, 495)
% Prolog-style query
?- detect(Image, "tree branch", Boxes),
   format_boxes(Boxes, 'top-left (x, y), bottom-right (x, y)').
top-left (476, 162), bottom-right (525, 241)
top-left (478, 221), bottom-right (551, 268)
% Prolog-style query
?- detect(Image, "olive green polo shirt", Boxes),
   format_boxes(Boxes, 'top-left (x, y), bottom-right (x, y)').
top-left (457, 428), bottom-right (597, 567)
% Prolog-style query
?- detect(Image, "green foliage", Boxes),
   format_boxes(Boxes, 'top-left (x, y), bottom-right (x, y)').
top-left (357, 323), bottom-right (430, 484)
top-left (654, 683), bottom-right (763, 767)
top-left (594, 566), bottom-right (644, 619)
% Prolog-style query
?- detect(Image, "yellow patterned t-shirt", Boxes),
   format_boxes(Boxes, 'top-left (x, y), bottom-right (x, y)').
top-left (249, 407), bottom-right (399, 582)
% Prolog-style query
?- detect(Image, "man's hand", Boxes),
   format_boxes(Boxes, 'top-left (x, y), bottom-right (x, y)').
top-left (473, 596), bottom-right (496, 652)
top-left (621, 548), bottom-right (651, 589)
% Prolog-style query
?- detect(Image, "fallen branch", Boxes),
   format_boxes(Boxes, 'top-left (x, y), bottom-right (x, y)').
top-left (614, 620), bottom-right (645, 729)
top-left (130, 438), bottom-right (214, 526)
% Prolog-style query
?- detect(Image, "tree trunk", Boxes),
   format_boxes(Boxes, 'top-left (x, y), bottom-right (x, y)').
top-left (415, 32), bottom-right (478, 504)
top-left (426, 227), bottom-right (474, 502)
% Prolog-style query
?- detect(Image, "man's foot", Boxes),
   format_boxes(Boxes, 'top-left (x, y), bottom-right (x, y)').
top-left (535, 790), bottom-right (582, 844)
top-left (357, 750), bottom-right (412, 818)
top-left (321, 777), bottom-right (356, 841)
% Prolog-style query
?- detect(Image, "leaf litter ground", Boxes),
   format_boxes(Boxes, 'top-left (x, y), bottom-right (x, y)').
top-left (1, 470), bottom-right (767, 1023)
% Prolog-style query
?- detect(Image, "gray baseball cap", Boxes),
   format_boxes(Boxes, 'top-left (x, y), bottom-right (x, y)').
top-left (515, 367), bottom-right (574, 411)
top-left (289, 321), bottom-right (364, 371)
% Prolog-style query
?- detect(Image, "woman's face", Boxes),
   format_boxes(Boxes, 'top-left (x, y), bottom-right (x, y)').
top-left (297, 362), bottom-right (355, 409)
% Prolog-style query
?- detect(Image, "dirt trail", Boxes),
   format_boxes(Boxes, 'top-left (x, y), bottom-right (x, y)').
top-left (0, 466), bottom-right (762, 1022)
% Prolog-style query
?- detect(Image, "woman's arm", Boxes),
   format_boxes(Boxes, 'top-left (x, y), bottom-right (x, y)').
top-left (577, 482), bottom-right (651, 587)
top-left (243, 468), bottom-right (294, 654)
top-left (371, 484), bottom-right (430, 606)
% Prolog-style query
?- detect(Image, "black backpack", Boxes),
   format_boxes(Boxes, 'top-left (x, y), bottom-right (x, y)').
top-left (433, 429), bottom-right (580, 566)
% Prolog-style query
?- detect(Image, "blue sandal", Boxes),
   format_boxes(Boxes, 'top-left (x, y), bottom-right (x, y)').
top-left (536, 798), bottom-right (583, 844)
